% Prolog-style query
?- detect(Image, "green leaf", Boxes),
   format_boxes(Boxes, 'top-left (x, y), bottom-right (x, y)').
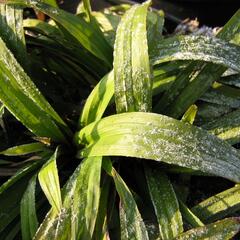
top-left (71, 157), bottom-right (102, 239)
top-left (42, 0), bottom-right (57, 7)
top-left (0, 4), bottom-right (27, 68)
top-left (191, 184), bottom-right (240, 223)
top-left (200, 88), bottom-right (240, 108)
top-left (38, 148), bottom-right (62, 213)
top-left (150, 35), bottom-right (240, 72)
top-left (93, 175), bottom-right (111, 240)
top-left (145, 167), bottom-right (183, 239)
top-left (181, 105), bottom-right (197, 124)
top-left (92, 11), bottom-right (120, 46)
top-left (178, 200), bottom-right (204, 228)
top-left (196, 102), bottom-right (231, 125)
top-left (114, 0), bottom-right (152, 113)
top-left (24, 18), bottom-right (107, 79)
top-left (79, 71), bottom-right (114, 127)
top-left (164, 9), bottom-right (240, 118)
top-left (219, 74), bottom-right (240, 88)
top-left (20, 175), bottom-right (38, 240)
top-left (5, 0), bottom-right (113, 66)
top-left (79, 61), bottom-right (186, 128)
top-left (147, 10), bottom-right (164, 55)
top-left (175, 217), bottom-right (240, 240)
top-left (103, 158), bottom-right (149, 240)
top-left (0, 142), bottom-right (47, 156)
top-left (0, 36), bottom-right (70, 141)
top-left (203, 109), bottom-right (240, 145)
top-left (34, 156), bottom-right (102, 240)
top-left (0, 161), bottom-right (41, 233)
top-left (0, 159), bottom-right (11, 165)
top-left (76, 112), bottom-right (240, 182)
top-left (23, 18), bottom-right (62, 38)
top-left (154, 62), bottom-right (198, 113)
top-left (0, 161), bottom-right (41, 195)
top-left (82, 0), bottom-right (92, 21)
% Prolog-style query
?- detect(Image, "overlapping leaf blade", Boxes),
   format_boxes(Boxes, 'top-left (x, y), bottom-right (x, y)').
top-left (76, 112), bottom-right (240, 182)
top-left (103, 158), bottom-right (149, 240)
top-left (20, 174), bottom-right (38, 240)
top-left (176, 217), bottom-right (240, 240)
top-left (0, 3), bottom-right (27, 67)
top-left (0, 161), bottom-right (42, 234)
top-left (34, 156), bottom-right (102, 240)
top-left (38, 148), bottom-right (62, 213)
top-left (145, 167), bottom-right (183, 239)
top-left (165, 9), bottom-right (240, 118)
top-left (178, 200), bottom-right (204, 228)
top-left (79, 71), bottom-right (114, 127)
top-left (203, 109), bottom-right (240, 145)
top-left (4, 0), bottom-right (113, 66)
top-left (114, 0), bottom-right (152, 113)
top-left (0, 36), bottom-right (70, 141)
top-left (192, 184), bottom-right (240, 223)
top-left (150, 35), bottom-right (240, 71)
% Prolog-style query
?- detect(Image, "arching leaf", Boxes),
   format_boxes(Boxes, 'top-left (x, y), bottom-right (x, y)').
top-left (76, 112), bottom-right (240, 182)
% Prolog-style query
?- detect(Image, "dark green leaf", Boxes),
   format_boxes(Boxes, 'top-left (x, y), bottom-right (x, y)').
top-left (145, 167), bottom-right (183, 239)
top-left (165, 9), bottom-right (240, 118)
top-left (0, 4), bottom-right (27, 68)
top-left (0, 36), bottom-right (70, 141)
top-left (0, 142), bottom-right (47, 156)
top-left (6, 0), bottom-right (113, 66)
top-left (178, 199), bottom-right (204, 228)
top-left (0, 161), bottom-right (41, 233)
top-left (203, 109), bottom-right (240, 145)
top-left (103, 158), bottom-right (149, 240)
top-left (219, 74), bottom-right (240, 88)
top-left (20, 175), bottom-right (38, 240)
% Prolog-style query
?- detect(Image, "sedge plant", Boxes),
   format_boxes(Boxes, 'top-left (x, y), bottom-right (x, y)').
top-left (0, 0), bottom-right (239, 239)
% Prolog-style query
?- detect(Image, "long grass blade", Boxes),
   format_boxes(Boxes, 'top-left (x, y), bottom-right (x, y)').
top-left (34, 156), bottom-right (102, 240)
top-left (3, 0), bottom-right (113, 66)
top-left (38, 148), bottom-right (62, 213)
top-left (203, 109), bottom-right (240, 145)
top-left (103, 158), bottom-right (149, 240)
top-left (0, 142), bottom-right (47, 156)
top-left (0, 4), bottom-right (27, 68)
top-left (178, 200), bottom-right (204, 228)
top-left (191, 184), bottom-right (240, 223)
top-left (175, 217), bottom-right (240, 240)
top-left (145, 167), bottom-right (183, 239)
top-left (79, 71), bottom-right (114, 128)
top-left (114, 0), bottom-right (152, 113)
top-left (20, 174), bottom-right (38, 240)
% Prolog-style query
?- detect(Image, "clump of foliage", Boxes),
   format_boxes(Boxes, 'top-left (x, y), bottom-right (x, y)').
top-left (0, 0), bottom-right (240, 239)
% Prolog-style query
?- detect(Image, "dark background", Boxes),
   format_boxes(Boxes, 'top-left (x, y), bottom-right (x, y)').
top-left (60, 0), bottom-right (239, 27)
